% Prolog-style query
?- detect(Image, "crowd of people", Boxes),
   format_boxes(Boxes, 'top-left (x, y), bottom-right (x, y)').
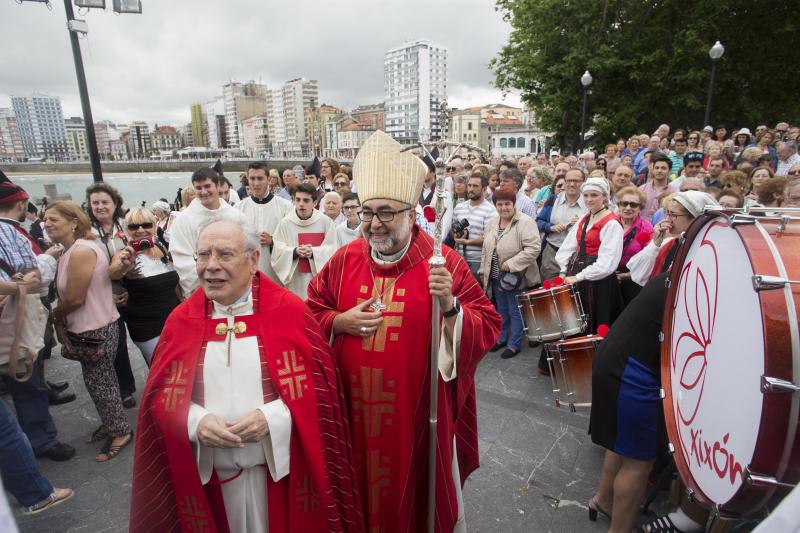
top-left (0, 119), bottom-right (797, 531)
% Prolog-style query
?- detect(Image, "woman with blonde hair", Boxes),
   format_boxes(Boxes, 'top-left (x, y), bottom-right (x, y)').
top-left (268, 168), bottom-right (283, 195)
top-left (108, 207), bottom-right (180, 366)
top-left (45, 201), bottom-right (133, 462)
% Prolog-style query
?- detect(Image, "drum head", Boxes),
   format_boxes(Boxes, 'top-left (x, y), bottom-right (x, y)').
top-left (664, 217), bottom-right (765, 506)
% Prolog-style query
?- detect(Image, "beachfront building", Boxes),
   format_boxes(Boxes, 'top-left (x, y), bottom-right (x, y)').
top-left (0, 108), bottom-right (25, 163)
top-left (223, 81), bottom-right (269, 151)
top-left (10, 93), bottom-right (69, 161)
top-left (266, 78), bottom-right (318, 158)
top-left (190, 103), bottom-right (206, 147)
top-left (65, 117), bottom-right (89, 161)
top-left (384, 39), bottom-right (448, 144)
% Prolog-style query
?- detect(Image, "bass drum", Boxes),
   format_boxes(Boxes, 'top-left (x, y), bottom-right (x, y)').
top-left (661, 211), bottom-right (800, 516)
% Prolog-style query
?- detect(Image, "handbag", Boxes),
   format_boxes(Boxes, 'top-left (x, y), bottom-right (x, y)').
top-left (59, 327), bottom-right (107, 364)
top-left (0, 273), bottom-right (47, 382)
top-left (498, 271), bottom-right (524, 292)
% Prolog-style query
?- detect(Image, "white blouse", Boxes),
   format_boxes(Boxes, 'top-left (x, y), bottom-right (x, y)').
top-left (627, 237), bottom-right (676, 286)
top-left (555, 216), bottom-right (624, 282)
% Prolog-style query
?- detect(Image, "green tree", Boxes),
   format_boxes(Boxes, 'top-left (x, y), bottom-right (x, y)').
top-left (491, 0), bottom-right (800, 151)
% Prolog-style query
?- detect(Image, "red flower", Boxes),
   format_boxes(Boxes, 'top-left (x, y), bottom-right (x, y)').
top-left (552, 275), bottom-right (564, 286)
top-left (542, 280), bottom-right (552, 290)
top-left (636, 230), bottom-right (653, 245)
top-left (596, 324), bottom-right (609, 337)
top-left (423, 205), bottom-right (436, 222)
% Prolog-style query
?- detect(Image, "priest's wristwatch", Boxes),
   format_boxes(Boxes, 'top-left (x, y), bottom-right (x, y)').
top-left (442, 298), bottom-right (461, 318)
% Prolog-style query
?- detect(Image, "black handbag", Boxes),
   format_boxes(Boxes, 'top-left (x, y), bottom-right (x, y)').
top-left (61, 328), bottom-right (106, 364)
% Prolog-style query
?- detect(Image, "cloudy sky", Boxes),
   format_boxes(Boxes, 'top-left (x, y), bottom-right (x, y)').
top-left (1, 0), bottom-right (522, 126)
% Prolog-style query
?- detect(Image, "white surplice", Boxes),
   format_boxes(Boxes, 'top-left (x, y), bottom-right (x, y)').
top-left (236, 195), bottom-right (292, 283)
top-left (186, 293), bottom-right (291, 533)
top-left (271, 209), bottom-right (337, 299)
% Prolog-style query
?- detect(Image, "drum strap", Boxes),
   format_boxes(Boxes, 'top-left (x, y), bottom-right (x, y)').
top-left (658, 240), bottom-right (680, 276)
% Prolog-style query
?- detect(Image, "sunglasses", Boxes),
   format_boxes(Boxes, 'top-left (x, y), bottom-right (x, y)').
top-left (334, 181), bottom-right (348, 187)
top-left (788, 170), bottom-right (800, 176)
top-left (446, 167), bottom-right (457, 172)
top-left (127, 222), bottom-right (154, 231)
top-left (618, 201), bottom-right (640, 208)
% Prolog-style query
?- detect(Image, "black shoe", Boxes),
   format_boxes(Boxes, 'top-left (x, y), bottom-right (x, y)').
top-left (490, 341), bottom-right (508, 353)
top-left (36, 442), bottom-right (76, 462)
top-left (528, 340), bottom-right (541, 348)
top-left (501, 348), bottom-right (520, 359)
top-left (48, 390), bottom-right (76, 406)
top-left (47, 380), bottom-right (69, 393)
top-left (122, 395), bottom-right (137, 409)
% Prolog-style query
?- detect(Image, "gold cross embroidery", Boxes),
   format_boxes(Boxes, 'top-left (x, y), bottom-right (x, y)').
top-left (367, 449), bottom-right (391, 529)
top-left (277, 350), bottom-right (308, 401)
top-left (215, 321), bottom-right (247, 366)
top-left (351, 366), bottom-right (396, 439)
top-left (295, 475), bottom-right (319, 514)
top-left (162, 361), bottom-right (188, 413)
top-left (179, 495), bottom-right (209, 532)
top-left (358, 280), bottom-right (405, 353)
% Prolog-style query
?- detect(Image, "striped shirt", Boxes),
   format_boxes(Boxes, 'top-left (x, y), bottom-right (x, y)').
top-left (490, 226), bottom-right (505, 280)
top-left (452, 199), bottom-right (497, 264)
top-left (0, 221), bottom-right (37, 281)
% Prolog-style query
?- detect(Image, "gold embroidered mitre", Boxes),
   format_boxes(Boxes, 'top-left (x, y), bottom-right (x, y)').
top-left (353, 130), bottom-right (428, 205)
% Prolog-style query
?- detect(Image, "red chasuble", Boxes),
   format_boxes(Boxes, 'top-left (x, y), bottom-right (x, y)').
top-left (129, 272), bottom-right (363, 533)
top-left (306, 227), bottom-right (501, 533)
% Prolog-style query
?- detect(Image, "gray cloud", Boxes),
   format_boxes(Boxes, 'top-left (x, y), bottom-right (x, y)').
top-left (1, 0), bottom-right (521, 125)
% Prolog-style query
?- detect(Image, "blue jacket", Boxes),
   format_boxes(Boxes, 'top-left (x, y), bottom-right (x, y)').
top-left (535, 192), bottom-right (558, 237)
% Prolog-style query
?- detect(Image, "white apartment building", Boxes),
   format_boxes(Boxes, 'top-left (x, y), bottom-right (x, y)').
top-left (205, 97), bottom-right (226, 150)
top-left (64, 117), bottom-right (89, 160)
top-left (266, 78), bottom-right (318, 157)
top-left (10, 93), bottom-right (69, 160)
top-left (384, 39), bottom-right (448, 144)
top-left (241, 115), bottom-right (270, 157)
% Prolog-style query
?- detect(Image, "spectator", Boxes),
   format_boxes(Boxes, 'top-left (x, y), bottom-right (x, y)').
top-left (639, 154), bottom-right (678, 221)
top-left (784, 178), bottom-right (800, 207)
top-left (167, 168), bottom-right (233, 296)
top-left (537, 168), bottom-right (586, 280)
top-left (717, 191), bottom-right (744, 209)
top-left (719, 170), bottom-right (755, 208)
top-left (634, 136), bottom-right (660, 176)
top-left (701, 125), bottom-right (714, 145)
top-left (217, 175), bottom-right (240, 206)
top-left (333, 173), bottom-right (350, 197)
top-left (336, 192), bottom-right (361, 246)
top-left (46, 201), bottom-right (133, 462)
top-left (538, 162), bottom-right (570, 204)
top-left (320, 158), bottom-right (340, 192)
top-left (0, 180), bottom-right (75, 461)
top-left (668, 137), bottom-right (688, 176)
top-left (686, 130), bottom-right (702, 152)
top-left (671, 151), bottom-right (705, 189)
top-left (621, 135), bottom-right (641, 159)
top-left (107, 207), bottom-right (180, 366)
top-left (150, 200), bottom-right (171, 243)
top-left (499, 168), bottom-right (537, 218)
top-left (604, 144), bottom-right (620, 165)
top-left (776, 141), bottom-right (800, 177)
top-left (480, 188), bottom-right (541, 359)
top-left (748, 166), bottom-right (774, 202)
top-left (0, 400), bottom-right (74, 515)
top-left (277, 168), bottom-right (298, 201)
top-left (452, 173), bottom-right (498, 280)
top-left (453, 172), bottom-right (469, 205)
top-left (528, 166), bottom-right (553, 205)
top-left (752, 129), bottom-right (778, 169)
top-left (609, 164), bottom-right (634, 204)
top-left (713, 124), bottom-right (728, 143)
top-left (704, 156), bottom-right (725, 188)
top-left (271, 183), bottom-right (337, 299)
top-left (556, 177), bottom-right (624, 334)
top-left (756, 177), bottom-right (787, 213)
top-left (732, 128), bottom-right (753, 160)
top-left (86, 182), bottom-right (137, 409)
top-left (614, 186), bottom-right (652, 305)
top-left (321, 191), bottom-right (345, 224)
top-left (579, 151), bottom-right (596, 173)
top-left (267, 168), bottom-right (282, 196)
top-left (517, 156), bottom-right (532, 174)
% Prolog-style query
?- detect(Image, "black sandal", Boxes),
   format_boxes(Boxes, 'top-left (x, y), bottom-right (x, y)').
top-left (84, 425), bottom-right (109, 444)
top-left (95, 432), bottom-right (133, 462)
top-left (122, 395), bottom-right (137, 409)
top-left (639, 515), bottom-right (689, 533)
top-left (588, 496), bottom-right (612, 522)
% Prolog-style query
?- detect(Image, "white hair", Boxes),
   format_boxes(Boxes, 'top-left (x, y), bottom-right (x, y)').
top-left (322, 191), bottom-right (342, 205)
top-left (196, 209), bottom-right (259, 252)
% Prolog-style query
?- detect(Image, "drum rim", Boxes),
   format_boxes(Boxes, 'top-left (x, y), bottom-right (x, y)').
top-left (520, 284), bottom-right (574, 298)
top-left (544, 334), bottom-right (603, 351)
top-left (661, 214), bottom-right (800, 515)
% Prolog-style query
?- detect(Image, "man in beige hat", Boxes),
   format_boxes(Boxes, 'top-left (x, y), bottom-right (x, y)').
top-left (306, 131), bottom-right (501, 533)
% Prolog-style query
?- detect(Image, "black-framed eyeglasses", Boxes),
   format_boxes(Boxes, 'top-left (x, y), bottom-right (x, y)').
top-left (342, 205), bottom-right (359, 211)
top-left (357, 206), bottom-right (412, 222)
top-left (618, 201), bottom-right (640, 208)
top-left (127, 222), bottom-right (154, 231)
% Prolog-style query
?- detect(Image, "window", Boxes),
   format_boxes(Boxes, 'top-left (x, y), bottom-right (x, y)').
top-left (517, 137), bottom-right (525, 148)
top-left (467, 122), bottom-right (472, 130)
top-left (499, 138), bottom-right (507, 148)
top-left (509, 138), bottom-right (516, 148)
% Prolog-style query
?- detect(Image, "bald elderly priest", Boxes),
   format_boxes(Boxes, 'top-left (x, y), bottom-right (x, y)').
top-left (130, 211), bottom-right (363, 533)
top-left (307, 131), bottom-right (501, 533)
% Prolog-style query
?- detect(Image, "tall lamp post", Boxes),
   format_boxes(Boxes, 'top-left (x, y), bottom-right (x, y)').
top-left (19, 0), bottom-right (142, 182)
top-left (703, 41), bottom-right (725, 128)
top-left (579, 70), bottom-right (592, 153)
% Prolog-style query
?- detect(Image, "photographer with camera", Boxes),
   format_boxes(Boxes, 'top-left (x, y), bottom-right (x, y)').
top-left (452, 173), bottom-right (498, 281)
top-left (108, 207), bottom-right (180, 367)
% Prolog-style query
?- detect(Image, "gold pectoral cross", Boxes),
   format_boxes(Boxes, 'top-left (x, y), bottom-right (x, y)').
top-left (215, 321), bottom-right (247, 366)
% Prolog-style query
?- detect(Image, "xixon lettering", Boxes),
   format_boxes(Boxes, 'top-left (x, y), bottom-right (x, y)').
top-left (690, 428), bottom-right (744, 486)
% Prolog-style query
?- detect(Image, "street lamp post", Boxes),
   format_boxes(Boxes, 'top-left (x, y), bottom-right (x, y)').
top-left (579, 70), bottom-right (592, 153)
top-left (703, 41), bottom-right (725, 128)
top-left (63, 0), bottom-right (103, 182)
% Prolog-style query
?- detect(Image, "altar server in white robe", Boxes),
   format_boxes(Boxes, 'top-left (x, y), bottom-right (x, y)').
top-left (167, 168), bottom-right (232, 295)
top-left (271, 183), bottom-right (337, 299)
top-left (236, 163), bottom-right (291, 283)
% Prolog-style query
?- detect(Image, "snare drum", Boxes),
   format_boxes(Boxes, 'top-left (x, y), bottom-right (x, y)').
top-left (545, 334), bottom-right (602, 411)
top-left (517, 284), bottom-right (586, 342)
top-left (662, 211), bottom-right (800, 516)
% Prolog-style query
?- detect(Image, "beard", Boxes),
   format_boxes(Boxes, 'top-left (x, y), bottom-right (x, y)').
top-left (362, 214), bottom-right (413, 254)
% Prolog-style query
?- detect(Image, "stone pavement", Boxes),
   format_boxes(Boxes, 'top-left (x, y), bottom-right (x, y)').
top-left (9, 339), bottom-right (673, 533)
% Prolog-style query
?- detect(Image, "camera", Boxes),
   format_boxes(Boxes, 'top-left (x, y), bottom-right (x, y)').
top-left (451, 218), bottom-right (470, 238)
top-left (130, 237), bottom-right (154, 253)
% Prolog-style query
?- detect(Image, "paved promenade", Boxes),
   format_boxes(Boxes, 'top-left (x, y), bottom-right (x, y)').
top-left (10, 340), bottom-right (672, 532)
